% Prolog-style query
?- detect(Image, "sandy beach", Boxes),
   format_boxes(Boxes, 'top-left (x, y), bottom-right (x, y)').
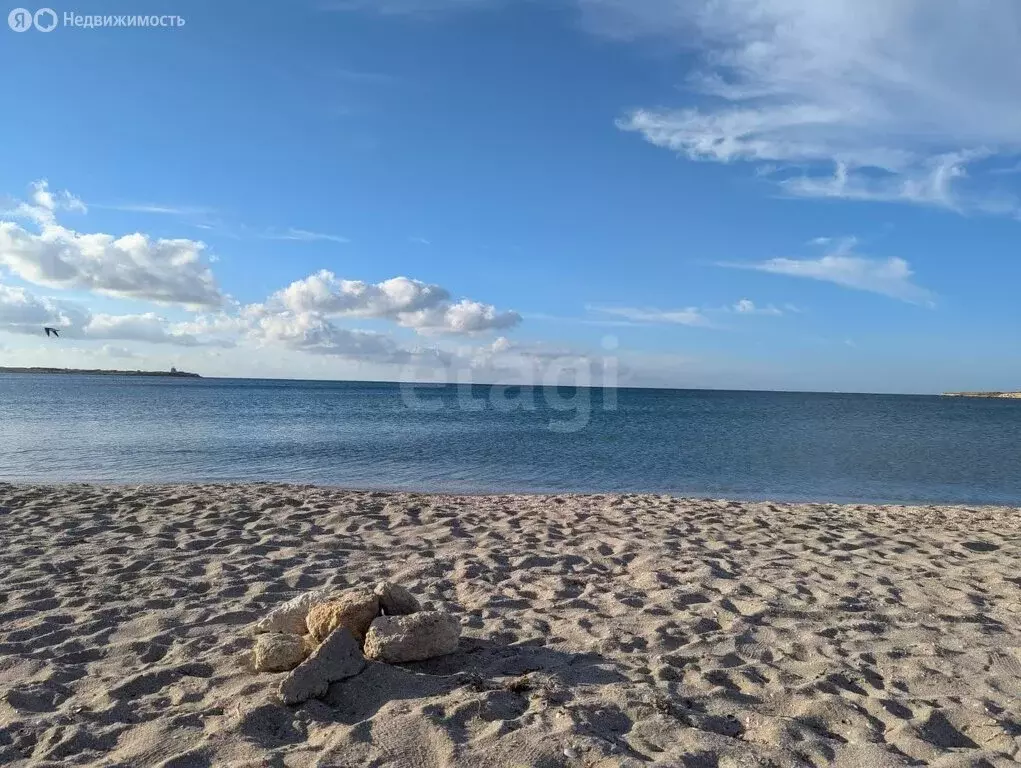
top-left (0, 483), bottom-right (1018, 767)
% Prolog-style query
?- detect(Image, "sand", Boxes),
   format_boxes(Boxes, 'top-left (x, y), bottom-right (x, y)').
top-left (0, 483), bottom-right (1019, 767)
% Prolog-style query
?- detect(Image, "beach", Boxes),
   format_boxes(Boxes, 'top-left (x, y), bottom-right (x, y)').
top-left (1, 483), bottom-right (1019, 767)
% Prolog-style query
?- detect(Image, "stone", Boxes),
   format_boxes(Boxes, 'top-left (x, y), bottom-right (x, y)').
top-left (302, 634), bottom-right (319, 655)
top-left (307, 590), bottom-right (379, 643)
top-left (279, 628), bottom-right (365, 705)
top-left (373, 581), bottom-right (422, 616)
top-left (363, 611), bottom-right (460, 663)
top-left (253, 633), bottom-right (309, 673)
top-left (253, 589), bottom-right (331, 635)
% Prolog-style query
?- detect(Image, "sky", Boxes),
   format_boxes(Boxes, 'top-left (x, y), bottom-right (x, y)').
top-left (1, 0), bottom-right (1020, 393)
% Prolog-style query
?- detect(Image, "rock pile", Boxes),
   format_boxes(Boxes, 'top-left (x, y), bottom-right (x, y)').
top-left (250, 581), bottom-right (460, 704)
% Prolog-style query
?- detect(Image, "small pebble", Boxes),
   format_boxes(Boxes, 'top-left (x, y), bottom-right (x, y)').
top-left (564, 746), bottom-right (579, 758)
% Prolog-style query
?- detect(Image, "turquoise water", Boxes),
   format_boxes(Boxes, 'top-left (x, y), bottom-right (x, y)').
top-left (1, 374), bottom-right (1019, 504)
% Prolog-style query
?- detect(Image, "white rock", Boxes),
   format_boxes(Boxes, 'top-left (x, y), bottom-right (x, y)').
top-left (363, 611), bottom-right (460, 663)
top-left (279, 628), bottom-right (365, 705)
top-left (253, 589), bottom-right (331, 635)
top-left (253, 633), bottom-right (308, 672)
top-left (373, 581), bottom-right (422, 616)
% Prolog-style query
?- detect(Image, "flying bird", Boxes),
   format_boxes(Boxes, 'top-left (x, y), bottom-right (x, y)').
top-left (44, 327), bottom-right (60, 338)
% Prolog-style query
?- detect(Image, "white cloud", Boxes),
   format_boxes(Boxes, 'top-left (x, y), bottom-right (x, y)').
top-left (261, 227), bottom-right (351, 244)
top-left (778, 153), bottom-right (987, 210)
top-left (0, 181), bottom-right (521, 371)
top-left (273, 270), bottom-right (520, 334)
top-left (0, 182), bottom-right (223, 308)
top-left (732, 299), bottom-right (782, 316)
top-left (2, 180), bottom-right (87, 225)
top-left (724, 238), bottom-right (934, 304)
top-left (245, 307), bottom-right (410, 361)
top-left (0, 223), bottom-right (223, 308)
top-left (276, 272), bottom-right (449, 315)
top-left (591, 304), bottom-right (712, 327)
top-left (0, 283), bottom-right (231, 348)
top-left (600, 0), bottom-right (1021, 212)
top-left (174, 302), bottom-right (452, 364)
top-left (0, 284), bottom-right (89, 334)
top-left (489, 336), bottom-right (512, 354)
top-left (618, 104), bottom-right (859, 166)
top-left (400, 299), bottom-right (522, 334)
top-left (83, 313), bottom-right (230, 348)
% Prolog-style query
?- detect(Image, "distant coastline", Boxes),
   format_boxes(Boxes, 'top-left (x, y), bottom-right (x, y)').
top-left (942, 391), bottom-right (1021, 399)
top-left (0, 366), bottom-right (201, 378)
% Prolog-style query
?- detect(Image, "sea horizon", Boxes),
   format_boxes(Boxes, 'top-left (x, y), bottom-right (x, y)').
top-left (1, 367), bottom-right (1003, 398)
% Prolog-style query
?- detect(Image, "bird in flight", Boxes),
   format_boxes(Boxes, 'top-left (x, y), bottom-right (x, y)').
top-left (44, 327), bottom-right (60, 338)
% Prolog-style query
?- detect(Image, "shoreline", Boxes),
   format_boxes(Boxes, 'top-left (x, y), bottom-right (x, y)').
top-left (0, 366), bottom-right (200, 378)
top-left (1, 479), bottom-right (1018, 509)
top-left (942, 391), bottom-right (1021, 399)
top-left (1, 483), bottom-right (1018, 766)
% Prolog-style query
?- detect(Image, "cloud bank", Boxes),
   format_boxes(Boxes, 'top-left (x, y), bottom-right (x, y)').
top-left (600, 0), bottom-right (1021, 213)
top-left (0, 182), bottom-right (223, 308)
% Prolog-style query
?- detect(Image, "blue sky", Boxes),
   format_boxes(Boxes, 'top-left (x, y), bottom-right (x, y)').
top-left (1, 0), bottom-right (1019, 392)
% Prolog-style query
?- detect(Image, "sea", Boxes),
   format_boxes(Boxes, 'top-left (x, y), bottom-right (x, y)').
top-left (1, 373), bottom-right (1019, 505)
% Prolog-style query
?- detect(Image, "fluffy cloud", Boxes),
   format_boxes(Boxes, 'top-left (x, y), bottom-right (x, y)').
top-left (0, 224), bottom-right (223, 308)
top-left (243, 306), bottom-right (408, 361)
top-left (174, 303), bottom-right (445, 364)
top-left (273, 270), bottom-right (520, 334)
top-left (0, 284), bottom-right (89, 334)
top-left (0, 181), bottom-right (223, 308)
top-left (276, 272), bottom-right (449, 316)
top-left (82, 313), bottom-right (228, 347)
top-left (0, 182), bottom-right (522, 368)
top-left (1, 180), bottom-right (86, 226)
top-left (0, 283), bottom-right (231, 348)
top-left (602, 0), bottom-right (1021, 212)
top-left (724, 238), bottom-right (934, 304)
top-left (400, 299), bottom-right (523, 334)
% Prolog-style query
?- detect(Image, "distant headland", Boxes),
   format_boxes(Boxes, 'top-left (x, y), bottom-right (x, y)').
top-left (0, 366), bottom-right (201, 378)
top-left (942, 391), bottom-right (1021, 399)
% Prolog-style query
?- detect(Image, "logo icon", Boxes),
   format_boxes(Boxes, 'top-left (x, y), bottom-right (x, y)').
top-left (8, 7), bottom-right (57, 31)
top-left (8, 7), bottom-right (32, 31)
top-left (33, 7), bottom-right (56, 31)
